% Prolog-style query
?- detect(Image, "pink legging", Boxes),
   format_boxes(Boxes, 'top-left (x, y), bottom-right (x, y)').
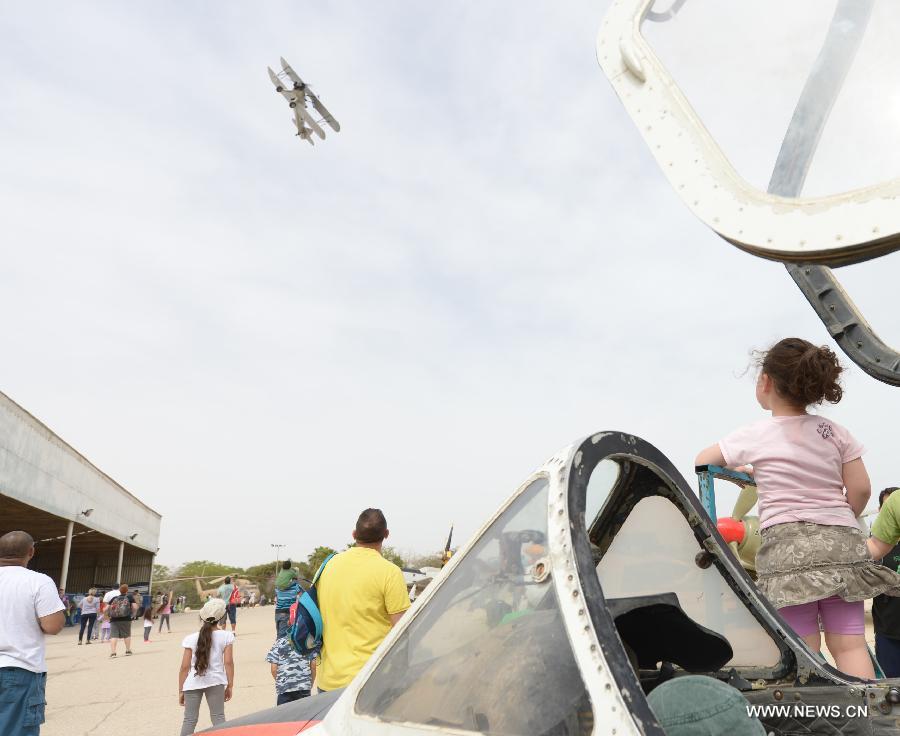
top-left (778, 596), bottom-right (864, 636)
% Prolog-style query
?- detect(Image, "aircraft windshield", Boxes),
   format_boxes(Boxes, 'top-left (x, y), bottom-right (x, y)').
top-left (356, 477), bottom-right (593, 735)
top-left (641, 0), bottom-right (900, 198)
top-left (595, 495), bottom-right (781, 668)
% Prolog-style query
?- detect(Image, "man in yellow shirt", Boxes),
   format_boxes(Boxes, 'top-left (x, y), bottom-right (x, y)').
top-left (316, 508), bottom-right (410, 690)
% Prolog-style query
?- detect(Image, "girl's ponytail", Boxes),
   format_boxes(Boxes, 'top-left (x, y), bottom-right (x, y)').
top-left (758, 338), bottom-right (843, 407)
top-left (194, 620), bottom-right (216, 676)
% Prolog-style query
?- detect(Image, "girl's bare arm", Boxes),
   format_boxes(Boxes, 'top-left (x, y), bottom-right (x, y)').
top-left (843, 457), bottom-right (871, 517)
top-left (695, 444), bottom-right (726, 467)
top-left (178, 648), bottom-right (192, 703)
top-left (224, 644), bottom-right (235, 700)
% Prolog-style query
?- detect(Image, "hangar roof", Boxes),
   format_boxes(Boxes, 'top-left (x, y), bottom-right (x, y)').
top-left (0, 390), bottom-right (161, 553)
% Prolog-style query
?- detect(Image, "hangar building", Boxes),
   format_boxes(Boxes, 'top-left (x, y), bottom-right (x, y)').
top-left (0, 391), bottom-right (161, 592)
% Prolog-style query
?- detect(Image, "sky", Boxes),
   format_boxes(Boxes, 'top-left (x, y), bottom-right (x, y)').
top-left (1, 2), bottom-right (898, 568)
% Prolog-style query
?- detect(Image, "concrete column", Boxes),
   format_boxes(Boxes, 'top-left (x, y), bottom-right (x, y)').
top-left (116, 541), bottom-right (124, 584)
top-left (59, 521), bottom-right (74, 590)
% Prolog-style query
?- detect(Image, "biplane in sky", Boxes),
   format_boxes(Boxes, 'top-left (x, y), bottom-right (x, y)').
top-left (267, 57), bottom-right (340, 146)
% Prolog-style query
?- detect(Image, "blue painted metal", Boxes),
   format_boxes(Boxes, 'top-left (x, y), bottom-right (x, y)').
top-left (695, 464), bottom-right (754, 521)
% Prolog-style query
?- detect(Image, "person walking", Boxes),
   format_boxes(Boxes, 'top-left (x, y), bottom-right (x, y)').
top-left (0, 530), bottom-right (65, 736)
top-left (178, 598), bottom-right (234, 735)
top-left (274, 561), bottom-right (301, 637)
top-left (158, 590), bottom-right (173, 634)
top-left (316, 508), bottom-right (411, 691)
top-left (216, 577), bottom-right (239, 634)
top-left (696, 337), bottom-right (900, 678)
top-left (78, 588), bottom-right (100, 645)
top-left (107, 584), bottom-right (137, 657)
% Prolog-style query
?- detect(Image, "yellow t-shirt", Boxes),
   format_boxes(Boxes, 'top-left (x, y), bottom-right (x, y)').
top-left (316, 546), bottom-right (410, 690)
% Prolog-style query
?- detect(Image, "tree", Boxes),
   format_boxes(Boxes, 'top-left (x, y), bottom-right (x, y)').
top-left (152, 563), bottom-right (171, 583)
top-left (381, 546), bottom-right (405, 568)
top-left (298, 546), bottom-right (339, 582)
top-left (243, 562), bottom-right (277, 598)
top-left (409, 553), bottom-right (444, 569)
top-left (159, 560), bottom-right (242, 606)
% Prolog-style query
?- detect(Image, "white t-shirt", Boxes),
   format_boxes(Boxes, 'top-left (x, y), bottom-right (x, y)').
top-left (181, 630), bottom-right (234, 690)
top-left (0, 566), bottom-right (65, 672)
top-left (103, 589), bottom-right (119, 604)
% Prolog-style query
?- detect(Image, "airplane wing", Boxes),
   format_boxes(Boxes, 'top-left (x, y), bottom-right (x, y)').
top-left (268, 67), bottom-right (294, 102)
top-left (280, 57), bottom-right (305, 88)
top-left (308, 91), bottom-right (341, 132)
top-left (295, 103), bottom-right (326, 140)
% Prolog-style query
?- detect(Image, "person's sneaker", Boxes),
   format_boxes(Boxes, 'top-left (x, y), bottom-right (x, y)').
top-left (85, 640), bottom-right (91, 645)
top-left (125, 650), bottom-right (133, 656)
top-left (109, 653), bottom-right (116, 658)
top-left (77, 641), bottom-right (82, 645)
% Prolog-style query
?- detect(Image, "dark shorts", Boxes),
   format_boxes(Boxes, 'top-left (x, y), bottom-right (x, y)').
top-left (110, 619), bottom-right (132, 639)
top-left (0, 667), bottom-right (46, 736)
top-left (276, 689), bottom-right (310, 705)
top-left (876, 633), bottom-right (900, 678)
top-left (225, 604), bottom-right (237, 625)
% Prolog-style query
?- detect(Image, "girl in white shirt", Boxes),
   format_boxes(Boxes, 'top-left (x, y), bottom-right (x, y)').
top-left (143, 607), bottom-right (153, 642)
top-left (177, 598), bottom-right (235, 735)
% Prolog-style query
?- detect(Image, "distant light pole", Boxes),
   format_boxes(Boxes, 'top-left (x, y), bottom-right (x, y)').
top-left (271, 543), bottom-right (286, 576)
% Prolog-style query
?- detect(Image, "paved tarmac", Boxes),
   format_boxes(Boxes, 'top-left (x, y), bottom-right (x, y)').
top-left (43, 606), bottom-right (284, 735)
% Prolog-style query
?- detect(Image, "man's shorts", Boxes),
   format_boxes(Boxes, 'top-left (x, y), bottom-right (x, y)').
top-left (110, 619), bottom-right (132, 639)
top-left (0, 667), bottom-right (46, 736)
top-left (226, 603), bottom-right (237, 625)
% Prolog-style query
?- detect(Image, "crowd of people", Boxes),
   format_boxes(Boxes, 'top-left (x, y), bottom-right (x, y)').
top-left (11, 336), bottom-right (900, 735)
top-left (175, 507), bottom-right (409, 734)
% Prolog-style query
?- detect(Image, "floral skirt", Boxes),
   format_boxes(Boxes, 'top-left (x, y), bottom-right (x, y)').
top-left (756, 522), bottom-right (900, 608)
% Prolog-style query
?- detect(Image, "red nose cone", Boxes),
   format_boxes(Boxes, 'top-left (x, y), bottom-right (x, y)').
top-left (717, 517), bottom-right (746, 545)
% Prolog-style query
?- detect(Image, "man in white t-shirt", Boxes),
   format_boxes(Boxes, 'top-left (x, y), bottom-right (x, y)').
top-left (0, 530), bottom-right (65, 736)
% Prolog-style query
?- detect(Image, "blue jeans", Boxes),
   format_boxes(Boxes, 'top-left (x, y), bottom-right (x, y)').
top-left (0, 667), bottom-right (46, 736)
top-left (876, 633), bottom-right (900, 677)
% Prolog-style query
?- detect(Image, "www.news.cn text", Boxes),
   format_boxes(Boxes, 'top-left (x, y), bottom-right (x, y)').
top-left (747, 704), bottom-right (867, 719)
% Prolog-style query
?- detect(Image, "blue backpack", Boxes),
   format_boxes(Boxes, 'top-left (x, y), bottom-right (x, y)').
top-left (288, 553), bottom-right (335, 656)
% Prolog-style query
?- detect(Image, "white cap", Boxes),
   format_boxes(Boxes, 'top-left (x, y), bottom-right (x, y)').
top-left (199, 598), bottom-right (226, 623)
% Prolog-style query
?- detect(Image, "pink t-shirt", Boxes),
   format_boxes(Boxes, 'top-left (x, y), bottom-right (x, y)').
top-left (718, 414), bottom-right (864, 529)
